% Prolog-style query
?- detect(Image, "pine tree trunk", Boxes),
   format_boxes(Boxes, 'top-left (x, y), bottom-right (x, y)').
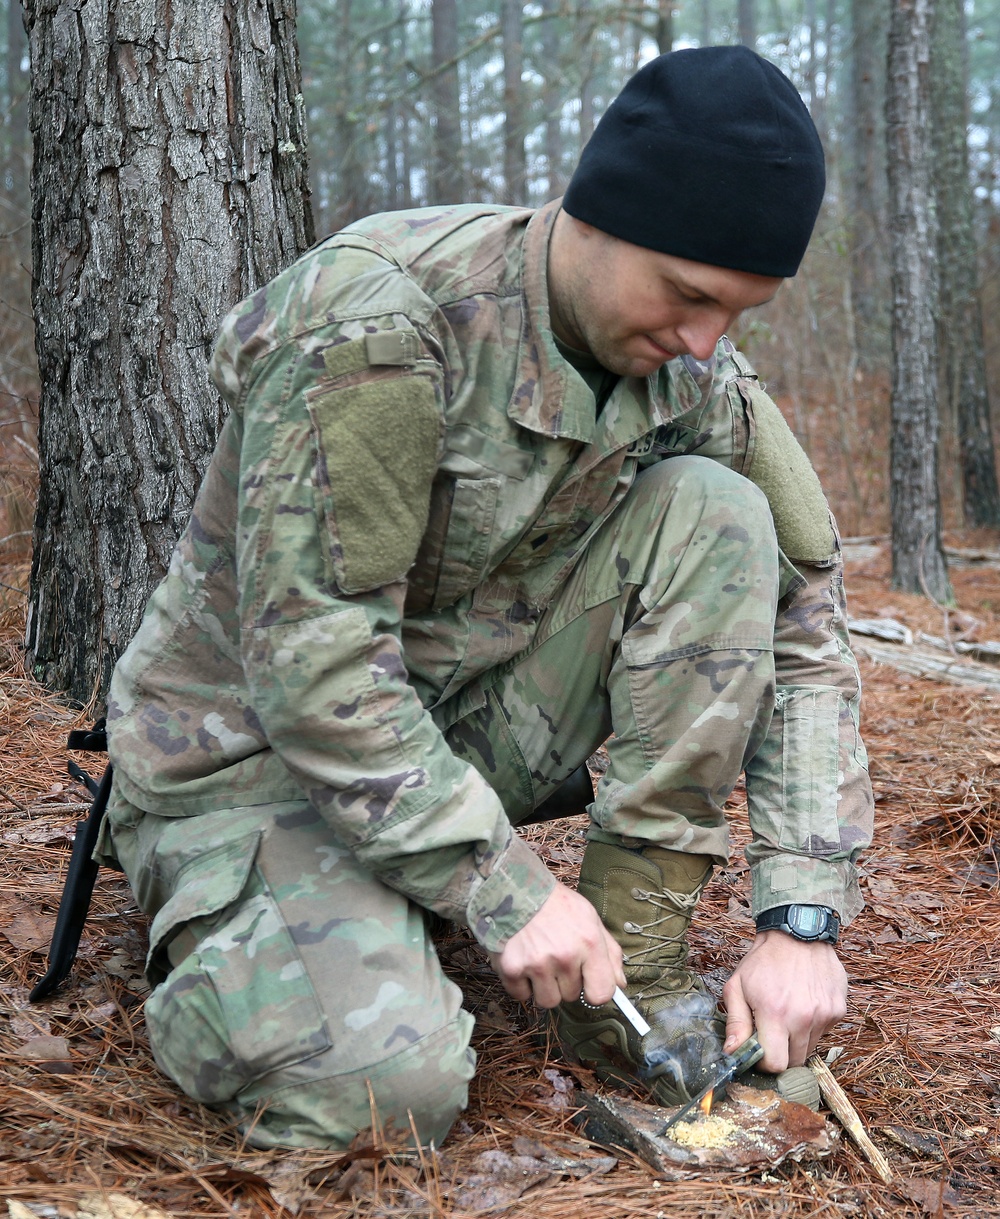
top-left (886, 0), bottom-right (952, 602)
top-left (931, 0), bottom-right (1000, 527)
top-left (24, 0), bottom-right (314, 705)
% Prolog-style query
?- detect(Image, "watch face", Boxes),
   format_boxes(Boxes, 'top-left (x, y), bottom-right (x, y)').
top-left (788, 905), bottom-right (827, 937)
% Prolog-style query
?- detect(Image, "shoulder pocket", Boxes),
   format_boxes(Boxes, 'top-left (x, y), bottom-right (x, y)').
top-left (306, 366), bottom-right (443, 594)
top-left (735, 380), bottom-right (837, 564)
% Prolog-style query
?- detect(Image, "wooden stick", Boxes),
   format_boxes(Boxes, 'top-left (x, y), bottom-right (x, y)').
top-left (809, 1055), bottom-right (893, 1183)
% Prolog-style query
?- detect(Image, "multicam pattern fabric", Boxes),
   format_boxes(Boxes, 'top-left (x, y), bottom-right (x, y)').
top-left (103, 792), bottom-right (475, 1149)
top-left (104, 200), bottom-right (874, 1146)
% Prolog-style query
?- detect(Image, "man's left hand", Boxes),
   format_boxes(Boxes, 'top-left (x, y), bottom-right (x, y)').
top-left (720, 930), bottom-right (847, 1071)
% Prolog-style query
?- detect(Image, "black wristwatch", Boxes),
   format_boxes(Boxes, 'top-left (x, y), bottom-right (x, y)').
top-left (755, 904), bottom-right (840, 944)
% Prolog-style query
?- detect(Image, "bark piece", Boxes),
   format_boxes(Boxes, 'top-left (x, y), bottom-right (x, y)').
top-left (511, 1135), bottom-right (617, 1177)
top-left (577, 1084), bottom-right (837, 1174)
top-left (448, 1150), bottom-right (555, 1211)
top-left (883, 1125), bottom-right (946, 1161)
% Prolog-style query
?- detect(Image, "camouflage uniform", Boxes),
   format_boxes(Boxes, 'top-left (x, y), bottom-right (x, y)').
top-left (104, 201), bottom-right (873, 1149)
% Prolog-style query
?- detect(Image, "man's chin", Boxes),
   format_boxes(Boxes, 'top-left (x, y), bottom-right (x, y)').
top-left (625, 353), bottom-right (677, 377)
top-left (595, 350), bottom-right (675, 378)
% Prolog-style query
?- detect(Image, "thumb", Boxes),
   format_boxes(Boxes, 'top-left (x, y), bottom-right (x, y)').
top-left (722, 981), bottom-right (754, 1054)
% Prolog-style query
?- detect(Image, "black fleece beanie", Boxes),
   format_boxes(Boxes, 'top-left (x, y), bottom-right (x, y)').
top-left (562, 46), bottom-right (826, 278)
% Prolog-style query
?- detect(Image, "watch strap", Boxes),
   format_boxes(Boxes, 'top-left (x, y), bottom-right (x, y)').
top-left (755, 904), bottom-right (840, 943)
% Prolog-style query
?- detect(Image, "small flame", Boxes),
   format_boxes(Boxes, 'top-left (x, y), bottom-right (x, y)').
top-left (699, 1088), bottom-right (714, 1118)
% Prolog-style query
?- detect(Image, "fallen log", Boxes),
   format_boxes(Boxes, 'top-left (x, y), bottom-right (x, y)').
top-left (851, 640), bottom-right (1000, 691)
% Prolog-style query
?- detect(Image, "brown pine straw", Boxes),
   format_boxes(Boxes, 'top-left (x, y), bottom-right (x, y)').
top-left (2, 538), bottom-right (1000, 1217)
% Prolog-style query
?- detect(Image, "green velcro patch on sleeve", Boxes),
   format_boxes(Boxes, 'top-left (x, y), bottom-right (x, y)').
top-left (309, 373), bottom-right (441, 593)
top-left (743, 383), bottom-right (837, 563)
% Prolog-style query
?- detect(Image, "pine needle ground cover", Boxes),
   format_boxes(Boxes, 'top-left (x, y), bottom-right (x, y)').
top-left (1, 541), bottom-right (998, 1218)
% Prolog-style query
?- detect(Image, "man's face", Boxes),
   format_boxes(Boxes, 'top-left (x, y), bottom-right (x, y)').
top-left (548, 214), bottom-right (784, 378)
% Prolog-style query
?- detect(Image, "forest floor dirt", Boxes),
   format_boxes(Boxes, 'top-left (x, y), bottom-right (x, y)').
top-left (1, 534), bottom-right (999, 1218)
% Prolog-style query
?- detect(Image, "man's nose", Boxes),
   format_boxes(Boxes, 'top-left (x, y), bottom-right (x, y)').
top-left (676, 311), bottom-right (735, 362)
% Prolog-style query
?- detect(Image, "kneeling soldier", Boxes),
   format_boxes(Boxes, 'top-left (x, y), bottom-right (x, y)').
top-left (102, 46), bottom-right (872, 1148)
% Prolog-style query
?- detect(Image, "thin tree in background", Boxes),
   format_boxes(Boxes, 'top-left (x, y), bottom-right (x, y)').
top-left (502, 0), bottom-right (527, 205)
top-left (699, 0), bottom-right (712, 46)
top-left (24, 0), bottom-right (313, 703)
top-left (652, 0), bottom-right (673, 53)
top-left (737, 0), bottom-right (756, 47)
top-left (804, 0), bottom-right (818, 116)
top-left (429, 0), bottom-right (462, 203)
top-left (931, 0), bottom-right (1000, 527)
top-left (1, 0), bottom-right (33, 422)
top-left (846, 0), bottom-right (890, 369)
top-left (886, 0), bottom-right (952, 601)
top-left (5, 0), bottom-right (28, 212)
top-left (540, 0), bottom-right (565, 199)
top-left (329, 0), bottom-right (372, 231)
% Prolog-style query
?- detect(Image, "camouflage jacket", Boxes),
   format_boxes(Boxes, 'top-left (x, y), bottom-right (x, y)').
top-left (107, 201), bottom-right (873, 952)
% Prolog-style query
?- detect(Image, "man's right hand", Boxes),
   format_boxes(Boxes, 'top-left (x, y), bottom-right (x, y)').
top-left (488, 881), bottom-right (625, 1009)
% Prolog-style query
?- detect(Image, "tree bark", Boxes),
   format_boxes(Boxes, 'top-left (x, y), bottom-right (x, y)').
top-left (429, 0), bottom-right (462, 203)
top-left (886, 0), bottom-right (952, 602)
top-left (931, 0), bottom-right (1000, 526)
top-left (24, 0), bottom-right (314, 704)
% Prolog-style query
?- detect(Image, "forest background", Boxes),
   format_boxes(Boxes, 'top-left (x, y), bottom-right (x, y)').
top-left (0, 4), bottom-right (999, 1215)
top-left (3, 0), bottom-right (1000, 612)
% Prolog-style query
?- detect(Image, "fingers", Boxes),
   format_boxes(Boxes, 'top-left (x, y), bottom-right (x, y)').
top-left (581, 937), bottom-right (627, 1007)
top-left (490, 882), bottom-right (623, 1009)
top-left (721, 976), bottom-right (755, 1054)
top-left (723, 933), bottom-right (849, 1070)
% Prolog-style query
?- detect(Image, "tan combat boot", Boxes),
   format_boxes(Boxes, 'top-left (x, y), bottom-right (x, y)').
top-left (556, 840), bottom-right (725, 1107)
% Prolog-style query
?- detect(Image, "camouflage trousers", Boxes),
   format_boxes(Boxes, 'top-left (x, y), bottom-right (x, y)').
top-left (105, 456), bottom-right (780, 1150)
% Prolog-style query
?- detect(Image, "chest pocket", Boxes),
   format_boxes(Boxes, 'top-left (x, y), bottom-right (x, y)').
top-left (430, 472), bottom-right (502, 609)
top-left (408, 427), bottom-right (534, 611)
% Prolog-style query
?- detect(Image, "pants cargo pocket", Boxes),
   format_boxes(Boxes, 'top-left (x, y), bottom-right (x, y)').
top-left (746, 686), bottom-right (844, 854)
top-left (143, 831), bottom-right (332, 1106)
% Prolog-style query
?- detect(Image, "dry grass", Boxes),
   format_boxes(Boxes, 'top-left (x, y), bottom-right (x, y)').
top-left (1, 540), bottom-right (999, 1217)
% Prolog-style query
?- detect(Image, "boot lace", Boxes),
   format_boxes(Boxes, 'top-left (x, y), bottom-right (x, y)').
top-left (621, 883), bottom-right (704, 1000)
